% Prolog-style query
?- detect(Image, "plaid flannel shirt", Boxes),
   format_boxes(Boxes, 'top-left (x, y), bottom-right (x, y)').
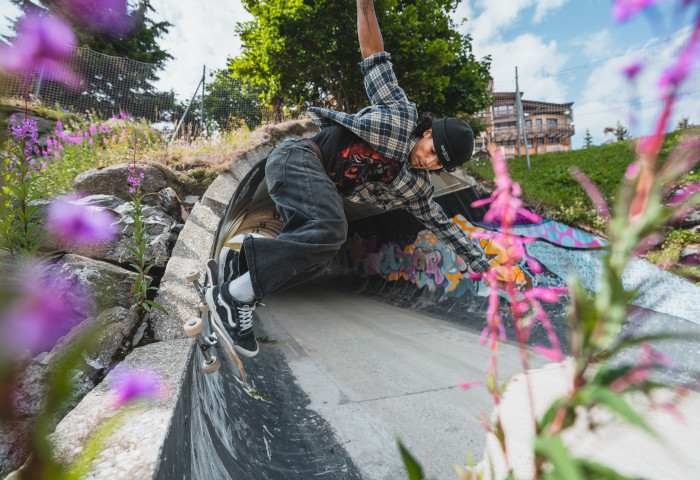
top-left (307, 52), bottom-right (489, 272)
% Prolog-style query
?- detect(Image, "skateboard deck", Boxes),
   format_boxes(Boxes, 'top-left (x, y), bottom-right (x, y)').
top-left (183, 261), bottom-right (247, 382)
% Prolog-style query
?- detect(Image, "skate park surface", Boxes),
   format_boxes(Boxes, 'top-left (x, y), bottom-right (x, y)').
top-left (51, 127), bottom-right (700, 479)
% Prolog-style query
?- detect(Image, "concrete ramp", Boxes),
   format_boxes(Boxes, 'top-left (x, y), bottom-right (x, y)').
top-left (151, 153), bottom-right (700, 479)
top-left (49, 126), bottom-right (700, 480)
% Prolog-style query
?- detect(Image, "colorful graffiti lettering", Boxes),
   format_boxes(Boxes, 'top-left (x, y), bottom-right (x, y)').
top-left (337, 212), bottom-right (610, 296)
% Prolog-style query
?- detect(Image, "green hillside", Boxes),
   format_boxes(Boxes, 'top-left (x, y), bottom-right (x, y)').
top-left (463, 129), bottom-right (693, 233)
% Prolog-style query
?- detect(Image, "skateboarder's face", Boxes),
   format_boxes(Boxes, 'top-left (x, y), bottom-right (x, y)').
top-left (410, 128), bottom-right (441, 171)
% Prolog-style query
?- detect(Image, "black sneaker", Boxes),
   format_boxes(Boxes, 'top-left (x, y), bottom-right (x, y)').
top-left (205, 259), bottom-right (219, 287)
top-left (218, 247), bottom-right (241, 284)
top-left (205, 282), bottom-right (259, 358)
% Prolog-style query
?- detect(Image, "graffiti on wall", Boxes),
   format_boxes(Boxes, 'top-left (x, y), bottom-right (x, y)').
top-left (478, 218), bottom-right (607, 249)
top-left (340, 214), bottom-right (572, 297)
top-left (338, 212), bottom-right (611, 298)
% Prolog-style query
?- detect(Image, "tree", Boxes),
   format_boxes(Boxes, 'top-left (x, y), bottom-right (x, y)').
top-left (677, 117), bottom-right (691, 130)
top-left (202, 71), bottom-right (266, 131)
top-left (6, 1), bottom-right (174, 120)
top-left (615, 121), bottom-right (630, 142)
top-left (226, 0), bottom-right (492, 118)
top-left (584, 129), bottom-right (593, 148)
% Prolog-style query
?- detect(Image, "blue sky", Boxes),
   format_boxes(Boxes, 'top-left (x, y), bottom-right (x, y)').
top-left (1, 0), bottom-right (698, 147)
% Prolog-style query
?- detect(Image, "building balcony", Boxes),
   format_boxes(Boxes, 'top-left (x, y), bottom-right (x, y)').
top-left (492, 125), bottom-right (575, 139)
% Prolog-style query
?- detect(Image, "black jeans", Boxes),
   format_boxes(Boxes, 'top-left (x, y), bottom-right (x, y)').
top-left (241, 138), bottom-right (347, 299)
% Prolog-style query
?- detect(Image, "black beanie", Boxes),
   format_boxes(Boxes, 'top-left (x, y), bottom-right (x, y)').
top-left (431, 118), bottom-right (474, 172)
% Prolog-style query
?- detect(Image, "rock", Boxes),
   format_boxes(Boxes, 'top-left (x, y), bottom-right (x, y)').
top-left (680, 246), bottom-right (700, 265)
top-left (41, 307), bottom-right (140, 374)
top-left (36, 194), bottom-right (178, 269)
top-left (0, 363), bottom-right (92, 478)
top-left (57, 254), bottom-right (152, 316)
top-left (143, 187), bottom-right (184, 221)
top-left (73, 164), bottom-right (168, 202)
top-left (679, 208), bottom-right (700, 228)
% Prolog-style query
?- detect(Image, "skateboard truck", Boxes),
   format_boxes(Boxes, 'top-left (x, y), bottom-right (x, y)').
top-left (183, 269), bottom-right (247, 381)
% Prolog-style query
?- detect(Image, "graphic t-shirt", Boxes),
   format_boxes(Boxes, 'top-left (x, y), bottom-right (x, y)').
top-left (311, 125), bottom-right (400, 196)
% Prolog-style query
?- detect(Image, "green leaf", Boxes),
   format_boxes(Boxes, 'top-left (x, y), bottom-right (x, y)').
top-left (397, 440), bottom-right (425, 480)
top-left (534, 436), bottom-right (584, 480)
top-left (579, 458), bottom-right (639, 480)
top-left (146, 300), bottom-right (167, 314)
top-left (588, 387), bottom-right (655, 436)
top-left (595, 333), bottom-right (683, 362)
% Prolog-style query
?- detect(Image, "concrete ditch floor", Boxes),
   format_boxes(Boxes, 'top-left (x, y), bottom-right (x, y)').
top-left (255, 281), bottom-right (546, 480)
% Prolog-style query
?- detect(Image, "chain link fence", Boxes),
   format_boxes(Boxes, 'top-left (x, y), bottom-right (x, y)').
top-left (2, 34), bottom-right (698, 147)
top-left (0, 44), bottom-right (269, 136)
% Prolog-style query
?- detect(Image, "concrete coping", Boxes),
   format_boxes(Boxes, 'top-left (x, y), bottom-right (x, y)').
top-left (47, 121), bottom-right (319, 478)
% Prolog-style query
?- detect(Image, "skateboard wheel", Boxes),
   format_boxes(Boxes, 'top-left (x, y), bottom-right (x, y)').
top-left (198, 302), bottom-right (209, 312)
top-left (185, 271), bottom-right (200, 282)
top-left (183, 317), bottom-right (204, 336)
top-left (203, 356), bottom-right (220, 374)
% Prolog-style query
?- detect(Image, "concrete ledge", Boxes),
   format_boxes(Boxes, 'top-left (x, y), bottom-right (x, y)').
top-left (150, 202), bottom-right (221, 341)
top-left (201, 172), bottom-right (239, 217)
top-left (52, 340), bottom-right (193, 478)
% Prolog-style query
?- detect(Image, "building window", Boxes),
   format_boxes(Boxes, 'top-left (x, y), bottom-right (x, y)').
top-left (525, 119), bottom-right (532, 127)
top-left (535, 118), bottom-right (542, 125)
top-left (548, 137), bottom-right (558, 144)
top-left (547, 118), bottom-right (558, 126)
top-left (495, 121), bottom-right (516, 131)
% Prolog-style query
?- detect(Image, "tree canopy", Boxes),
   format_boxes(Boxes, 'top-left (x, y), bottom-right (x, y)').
top-left (226, 0), bottom-right (492, 118)
top-left (6, 0), bottom-right (174, 120)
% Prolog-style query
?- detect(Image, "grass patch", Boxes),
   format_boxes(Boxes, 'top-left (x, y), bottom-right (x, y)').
top-left (464, 129), bottom-right (695, 233)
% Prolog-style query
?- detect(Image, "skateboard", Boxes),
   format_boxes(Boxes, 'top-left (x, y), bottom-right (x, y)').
top-left (183, 260), bottom-right (247, 382)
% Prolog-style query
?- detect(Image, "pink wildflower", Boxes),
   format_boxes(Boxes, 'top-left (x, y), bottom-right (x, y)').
top-left (0, 261), bottom-right (90, 356)
top-left (623, 61), bottom-right (643, 80)
top-left (569, 167), bottom-right (611, 220)
top-left (47, 195), bottom-right (117, 245)
top-left (532, 345), bottom-right (565, 362)
top-left (110, 367), bottom-right (165, 408)
top-left (459, 381), bottom-right (484, 390)
top-left (612, 0), bottom-right (664, 23)
top-left (0, 14), bottom-right (79, 85)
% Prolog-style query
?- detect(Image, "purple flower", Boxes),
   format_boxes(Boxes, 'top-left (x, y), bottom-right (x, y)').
top-left (110, 367), bottom-right (165, 408)
top-left (57, 0), bottom-right (133, 36)
top-left (47, 195), bottom-right (117, 245)
top-left (658, 38), bottom-right (700, 93)
top-left (612, 0), bottom-right (664, 23)
top-left (0, 14), bottom-right (79, 85)
top-left (623, 61), bottom-right (643, 80)
top-left (0, 261), bottom-right (87, 356)
top-left (569, 167), bottom-right (611, 220)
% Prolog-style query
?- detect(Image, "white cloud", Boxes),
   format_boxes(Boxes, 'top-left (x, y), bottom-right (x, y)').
top-left (571, 25), bottom-right (700, 146)
top-left (533, 0), bottom-right (570, 23)
top-left (571, 29), bottom-right (614, 59)
top-left (0, 2), bottom-right (23, 42)
top-left (468, 0), bottom-right (570, 43)
top-left (477, 33), bottom-right (570, 102)
top-left (151, 0), bottom-right (252, 98)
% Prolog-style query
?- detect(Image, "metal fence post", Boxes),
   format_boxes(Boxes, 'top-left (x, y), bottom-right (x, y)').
top-left (201, 65), bottom-right (205, 137)
top-left (515, 67), bottom-right (531, 169)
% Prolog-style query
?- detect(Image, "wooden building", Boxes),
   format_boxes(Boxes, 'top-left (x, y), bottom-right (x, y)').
top-left (473, 86), bottom-right (574, 160)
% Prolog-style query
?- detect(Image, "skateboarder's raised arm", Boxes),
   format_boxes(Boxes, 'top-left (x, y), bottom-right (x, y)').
top-left (357, 0), bottom-right (383, 59)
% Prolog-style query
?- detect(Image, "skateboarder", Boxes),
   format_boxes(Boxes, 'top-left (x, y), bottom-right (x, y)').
top-left (205, 0), bottom-right (491, 358)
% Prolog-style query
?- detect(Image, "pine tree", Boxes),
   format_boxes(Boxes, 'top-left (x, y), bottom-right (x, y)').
top-left (584, 129), bottom-right (593, 148)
